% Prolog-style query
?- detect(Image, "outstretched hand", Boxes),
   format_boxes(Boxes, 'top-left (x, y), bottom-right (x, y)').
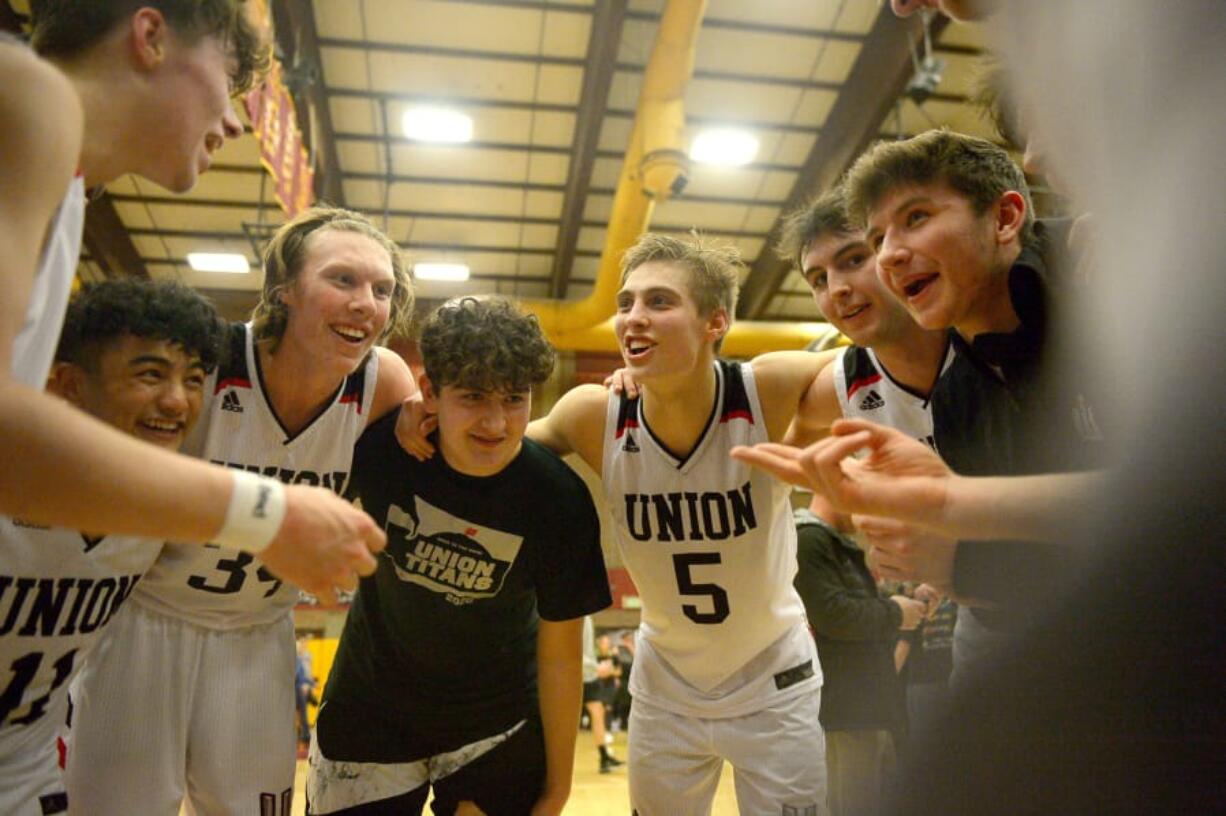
top-left (731, 418), bottom-right (953, 531)
top-left (394, 393), bottom-right (438, 461)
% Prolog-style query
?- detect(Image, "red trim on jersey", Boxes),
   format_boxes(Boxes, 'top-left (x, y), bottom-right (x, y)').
top-left (339, 392), bottom-right (362, 413)
top-left (57, 736), bottom-right (67, 769)
top-left (720, 409), bottom-right (754, 424)
top-left (214, 377), bottom-right (252, 395)
top-left (615, 417), bottom-right (639, 439)
top-left (847, 373), bottom-right (882, 399)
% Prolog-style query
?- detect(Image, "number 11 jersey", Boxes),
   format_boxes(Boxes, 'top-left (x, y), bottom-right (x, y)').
top-left (131, 322), bottom-right (379, 629)
top-left (601, 360), bottom-right (815, 717)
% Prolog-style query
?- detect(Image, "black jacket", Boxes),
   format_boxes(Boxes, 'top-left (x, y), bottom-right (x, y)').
top-left (794, 510), bottom-right (904, 732)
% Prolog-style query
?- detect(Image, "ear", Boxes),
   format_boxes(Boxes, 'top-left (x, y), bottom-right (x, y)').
top-left (418, 373), bottom-right (439, 412)
top-left (706, 307), bottom-right (730, 345)
top-left (128, 7), bottom-right (169, 71)
top-left (45, 362), bottom-right (87, 407)
top-left (994, 190), bottom-right (1028, 246)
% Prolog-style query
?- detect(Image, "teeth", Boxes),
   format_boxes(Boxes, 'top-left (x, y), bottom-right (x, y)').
top-left (143, 420), bottom-right (179, 431)
top-left (334, 326), bottom-right (367, 341)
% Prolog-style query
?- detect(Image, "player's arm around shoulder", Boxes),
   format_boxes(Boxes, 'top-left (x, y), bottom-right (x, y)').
top-left (749, 348), bottom-right (841, 442)
top-left (526, 383), bottom-right (608, 476)
top-left (366, 346), bottom-right (418, 426)
top-left (0, 45), bottom-right (82, 364)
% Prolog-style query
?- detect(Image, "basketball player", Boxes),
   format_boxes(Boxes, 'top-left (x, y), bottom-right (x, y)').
top-left (499, 234), bottom-right (836, 815)
top-left (0, 1), bottom-right (383, 598)
top-left (308, 297), bottom-right (610, 815)
top-left (0, 279), bottom-right (224, 816)
top-left (775, 188), bottom-right (952, 449)
top-left (65, 208), bottom-right (417, 815)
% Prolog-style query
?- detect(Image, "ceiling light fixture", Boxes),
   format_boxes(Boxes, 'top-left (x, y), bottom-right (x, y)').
top-left (187, 252), bottom-right (249, 274)
top-left (402, 106), bottom-right (473, 143)
top-left (414, 262), bottom-right (470, 282)
top-left (689, 128), bottom-right (759, 167)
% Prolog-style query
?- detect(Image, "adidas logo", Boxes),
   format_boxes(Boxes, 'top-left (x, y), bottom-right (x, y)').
top-left (623, 432), bottom-right (640, 453)
top-left (858, 389), bottom-right (885, 411)
top-left (221, 390), bottom-right (244, 413)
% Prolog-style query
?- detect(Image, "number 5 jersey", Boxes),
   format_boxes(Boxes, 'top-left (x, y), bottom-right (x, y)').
top-left (601, 359), bottom-right (819, 718)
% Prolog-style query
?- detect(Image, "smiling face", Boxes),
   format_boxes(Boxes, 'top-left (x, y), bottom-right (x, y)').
top-left (140, 25), bottom-right (244, 192)
top-left (279, 228), bottom-right (396, 374)
top-left (53, 334), bottom-right (206, 450)
top-left (614, 261), bottom-right (727, 382)
top-left (423, 377), bottom-right (531, 477)
top-left (801, 230), bottom-right (915, 348)
top-left (866, 181), bottom-right (1022, 337)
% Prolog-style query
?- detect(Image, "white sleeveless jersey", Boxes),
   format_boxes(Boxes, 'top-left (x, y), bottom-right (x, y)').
top-left (833, 342), bottom-right (954, 447)
top-left (0, 517), bottom-right (160, 763)
top-left (133, 323), bottom-right (378, 629)
top-left (13, 176), bottom-right (84, 387)
top-left (602, 360), bottom-right (815, 715)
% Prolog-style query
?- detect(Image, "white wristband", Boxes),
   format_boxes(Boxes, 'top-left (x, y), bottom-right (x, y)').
top-left (214, 471), bottom-right (287, 554)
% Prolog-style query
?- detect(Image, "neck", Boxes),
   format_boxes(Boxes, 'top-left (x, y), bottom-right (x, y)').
top-left (257, 340), bottom-right (350, 434)
top-left (639, 358), bottom-right (717, 456)
top-left (870, 328), bottom-right (948, 397)
top-left (54, 56), bottom-right (137, 188)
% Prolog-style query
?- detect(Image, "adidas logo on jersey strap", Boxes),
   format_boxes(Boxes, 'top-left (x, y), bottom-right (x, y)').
top-left (622, 432), bottom-right (639, 453)
top-left (858, 389), bottom-right (885, 411)
top-left (221, 390), bottom-right (243, 413)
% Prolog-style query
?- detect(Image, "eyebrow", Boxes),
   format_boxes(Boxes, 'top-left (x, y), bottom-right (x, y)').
top-left (126, 354), bottom-right (206, 371)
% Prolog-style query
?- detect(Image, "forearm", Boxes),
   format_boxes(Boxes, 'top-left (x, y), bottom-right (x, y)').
top-left (536, 635), bottom-right (582, 808)
top-left (0, 383), bottom-right (231, 539)
top-left (939, 471), bottom-right (1108, 543)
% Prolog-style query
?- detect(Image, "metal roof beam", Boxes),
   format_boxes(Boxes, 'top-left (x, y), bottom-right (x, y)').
top-left (551, 0), bottom-right (627, 298)
top-left (737, 9), bottom-right (948, 319)
top-left (83, 195), bottom-right (150, 279)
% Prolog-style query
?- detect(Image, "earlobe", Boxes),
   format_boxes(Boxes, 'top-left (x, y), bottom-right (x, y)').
top-left (707, 309), bottom-right (730, 344)
top-left (45, 363), bottom-right (83, 405)
top-left (996, 191), bottom-right (1027, 245)
top-left (418, 374), bottom-right (438, 411)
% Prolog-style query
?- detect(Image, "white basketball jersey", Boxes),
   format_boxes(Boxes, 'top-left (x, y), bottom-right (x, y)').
top-left (833, 342), bottom-right (953, 447)
top-left (0, 517), bottom-right (160, 765)
top-left (13, 176), bottom-right (83, 388)
top-left (133, 323), bottom-right (378, 629)
top-left (602, 360), bottom-right (815, 715)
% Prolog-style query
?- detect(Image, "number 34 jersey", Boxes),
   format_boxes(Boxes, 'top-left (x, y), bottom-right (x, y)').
top-left (601, 360), bottom-right (812, 707)
top-left (132, 323), bottom-right (379, 629)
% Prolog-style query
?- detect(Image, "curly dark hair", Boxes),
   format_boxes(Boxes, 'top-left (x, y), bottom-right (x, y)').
top-left (56, 279), bottom-right (226, 372)
top-left (31, 0), bottom-right (269, 94)
top-left (419, 297), bottom-right (555, 394)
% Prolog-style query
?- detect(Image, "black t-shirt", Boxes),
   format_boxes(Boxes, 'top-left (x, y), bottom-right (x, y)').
top-left (323, 410), bottom-right (611, 758)
top-left (933, 223), bottom-right (1108, 626)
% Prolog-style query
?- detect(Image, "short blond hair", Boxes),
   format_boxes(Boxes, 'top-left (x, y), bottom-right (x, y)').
top-left (620, 232), bottom-right (742, 319)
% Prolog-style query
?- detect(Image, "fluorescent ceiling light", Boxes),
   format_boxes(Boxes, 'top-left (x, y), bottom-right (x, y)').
top-left (187, 252), bottom-right (249, 274)
top-left (414, 262), bottom-right (470, 282)
top-left (402, 106), bottom-right (473, 143)
top-left (690, 128), bottom-right (759, 167)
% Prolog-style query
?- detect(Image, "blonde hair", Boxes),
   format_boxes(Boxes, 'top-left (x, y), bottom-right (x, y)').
top-left (251, 206), bottom-right (413, 349)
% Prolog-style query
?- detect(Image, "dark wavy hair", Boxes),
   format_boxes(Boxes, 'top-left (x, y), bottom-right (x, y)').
top-left (56, 279), bottom-right (226, 372)
top-left (31, 0), bottom-right (269, 93)
top-left (775, 187), bottom-right (856, 272)
top-left (419, 297), bottom-right (555, 394)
